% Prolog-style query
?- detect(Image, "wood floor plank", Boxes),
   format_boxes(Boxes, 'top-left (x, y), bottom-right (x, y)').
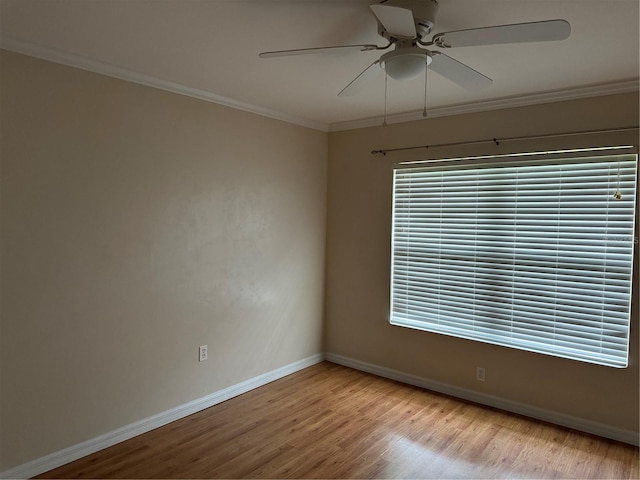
top-left (37, 361), bottom-right (639, 479)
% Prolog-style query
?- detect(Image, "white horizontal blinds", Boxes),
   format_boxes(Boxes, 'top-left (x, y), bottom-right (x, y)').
top-left (390, 152), bottom-right (637, 367)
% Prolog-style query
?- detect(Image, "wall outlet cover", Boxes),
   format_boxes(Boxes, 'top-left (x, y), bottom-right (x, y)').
top-left (199, 345), bottom-right (208, 362)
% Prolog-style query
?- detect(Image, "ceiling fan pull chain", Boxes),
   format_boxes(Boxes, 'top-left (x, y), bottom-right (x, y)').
top-left (423, 59), bottom-right (428, 118)
top-left (383, 71), bottom-right (388, 127)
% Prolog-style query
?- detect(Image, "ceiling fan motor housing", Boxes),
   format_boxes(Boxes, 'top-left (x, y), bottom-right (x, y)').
top-left (378, 0), bottom-right (439, 40)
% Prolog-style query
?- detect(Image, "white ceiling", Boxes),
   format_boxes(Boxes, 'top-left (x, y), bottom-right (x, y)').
top-left (1, 0), bottom-right (638, 131)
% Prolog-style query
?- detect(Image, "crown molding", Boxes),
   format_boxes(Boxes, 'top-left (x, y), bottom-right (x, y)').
top-left (0, 37), bottom-right (330, 133)
top-left (2, 36), bottom-right (637, 135)
top-left (328, 79), bottom-right (640, 132)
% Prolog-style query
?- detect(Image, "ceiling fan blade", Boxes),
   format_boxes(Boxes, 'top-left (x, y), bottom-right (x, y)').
top-left (430, 52), bottom-right (492, 90)
top-left (433, 19), bottom-right (571, 48)
top-left (338, 60), bottom-right (382, 97)
top-left (370, 4), bottom-right (417, 39)
top-left (259, 44), bottom-right (380, 58)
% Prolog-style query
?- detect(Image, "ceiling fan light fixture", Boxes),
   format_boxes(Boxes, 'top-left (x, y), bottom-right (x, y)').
top-left (380, 48), bottom-right (432, 80)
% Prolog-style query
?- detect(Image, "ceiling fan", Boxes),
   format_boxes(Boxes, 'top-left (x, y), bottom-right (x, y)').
top-left (259, 0), bottom-right (571, 112)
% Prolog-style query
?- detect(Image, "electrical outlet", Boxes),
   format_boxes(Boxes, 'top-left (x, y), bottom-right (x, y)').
top-left (199, 345), bottom-right (208, 362)
top-left (476, 366), bottom-right (486, 382)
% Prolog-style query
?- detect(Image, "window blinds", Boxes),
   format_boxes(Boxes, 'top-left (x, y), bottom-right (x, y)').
top-left (390, 150), bottom-right (637, 367)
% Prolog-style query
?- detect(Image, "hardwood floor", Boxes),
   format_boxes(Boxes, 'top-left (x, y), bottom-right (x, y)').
top-left (38, 361), bottom-right (639, 479)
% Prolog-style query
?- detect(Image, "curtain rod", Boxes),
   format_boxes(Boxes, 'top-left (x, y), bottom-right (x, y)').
top-left (370, 126), bottom-right (639, 156)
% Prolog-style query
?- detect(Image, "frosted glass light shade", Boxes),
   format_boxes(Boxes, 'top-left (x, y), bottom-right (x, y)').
top-left (381, 49), bottom-right (432, 80)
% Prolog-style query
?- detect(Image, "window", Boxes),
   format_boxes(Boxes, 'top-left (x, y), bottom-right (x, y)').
top-left (390, 147), bottom-right (637, 368)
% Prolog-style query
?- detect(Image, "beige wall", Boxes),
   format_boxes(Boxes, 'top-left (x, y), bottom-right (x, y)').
top-left (0, 50), bottom-right (327, 471)
top-left (1, 47), bottom-right (638, 473)
top-left (326, 93), bottom-right (639, 434)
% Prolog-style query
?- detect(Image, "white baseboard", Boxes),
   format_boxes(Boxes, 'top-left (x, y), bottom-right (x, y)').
top-left (0, 353), bottom-right (324, 480)
top-left (4, 351), bottom-right (637, 479)
top-left (325, 352), bottom-right (639, 447)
